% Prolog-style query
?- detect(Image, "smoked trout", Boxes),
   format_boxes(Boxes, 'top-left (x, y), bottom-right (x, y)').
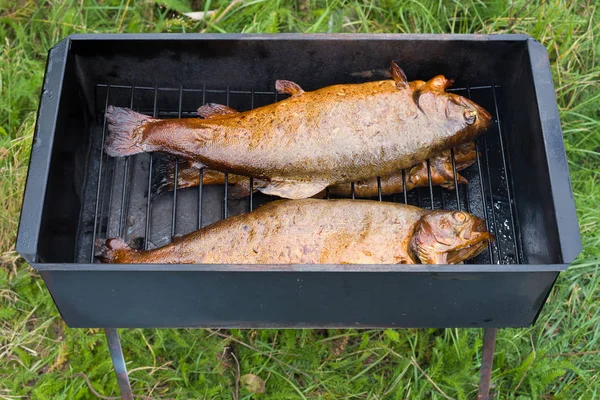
top-left (97, 199), bottom-right (492, 265)
top-left (105, 62), bottom-right (491, 199)
top-left (151, 142), bottom-right (477, 199)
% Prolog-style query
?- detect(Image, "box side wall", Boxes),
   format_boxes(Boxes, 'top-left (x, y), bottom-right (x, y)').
top-left (70, 39), bottom-right (521, 100)
top-left (41, 270), bottom-right (558, 328)
top-left (501, 46), bottom-right (562, 264)
top-left (17, 40), bottom-right (70, 263)
top-left (37, 50), bottom-right (90, 263)
top-left (527, 40), bottom-right (581, 263)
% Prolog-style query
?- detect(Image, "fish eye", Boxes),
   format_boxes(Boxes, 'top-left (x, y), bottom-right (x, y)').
top-left (464, 110), bottom-right (477, 125)
top-left (452, 212), bottom-right (467, 223)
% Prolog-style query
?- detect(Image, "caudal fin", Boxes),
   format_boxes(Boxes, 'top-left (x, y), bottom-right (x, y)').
top-left (151, 157), bottom-right (206, 198)
top-left (105, 106), bottom-right (154, 157)
top-left (151, 155), bottom-right (179, 197)
top-left (95, 237), bottom-right (133, 263)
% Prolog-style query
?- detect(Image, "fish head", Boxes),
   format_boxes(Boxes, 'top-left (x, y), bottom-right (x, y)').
top-left (448, 93), bottom-right (492, 141)
top-left (405, 143), bottom-right (476, 191)
top-left (410, 210), bottom-right (493, 264)
top-left (413, 75), bottom-right (492, 143)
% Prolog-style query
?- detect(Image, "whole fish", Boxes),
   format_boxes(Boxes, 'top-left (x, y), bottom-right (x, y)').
top-left (151, 142), bottom-right (477, 198)
top-left (105, 62), bottom-right (491, 199)
top-left (97, 199), bottom-right (491, 265)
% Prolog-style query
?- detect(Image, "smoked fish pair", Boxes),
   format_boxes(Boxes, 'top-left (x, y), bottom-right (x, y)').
top-left (99, 63), bottom-right (492, 265)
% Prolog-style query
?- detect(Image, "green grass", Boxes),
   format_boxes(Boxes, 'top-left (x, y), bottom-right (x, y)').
top-left (1, 0), bottom-right (599, 398)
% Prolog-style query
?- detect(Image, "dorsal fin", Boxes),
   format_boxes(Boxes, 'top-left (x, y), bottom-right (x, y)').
top-left (197, 103), bottom-right (239, 119)
top-left (275, 80), bottom-right (305, 97)
top-left (390, 61), bottom-right (409, 89)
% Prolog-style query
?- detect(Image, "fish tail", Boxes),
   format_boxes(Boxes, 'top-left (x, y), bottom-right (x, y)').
top-left (152, 157), bottom-right (205, 197)
top-left (95, 237), bottom-right (133, 263)
top-left (105, 106), bottom-right (154, 157)
top-left (151, 155), bottom-right (178, 197)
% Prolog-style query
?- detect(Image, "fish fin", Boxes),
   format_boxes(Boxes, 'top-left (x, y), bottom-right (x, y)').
top-left (275, 80), bottom-right (305, 97)
top-left (151, 156), bottom-right (200, 197)
top-left (197, 103), bottom-right (239, 119)
top-left (455, 158), bottom-right (476, 171)
top-left (229, 177), bottom-right (270, 199)
top-left (311, 189), bottom-right (327, 199)
top-left (151, 154), bottom-right (177, 197)
top-left (201, 169), bottom-right (227, 185)
top-left (105, 106), bottom-right (155, 157)
top-left (390, 61), bottom-right (409, 89)
top-left (422, 250), bottom-right (448, 264)
top-left (95, 237), bottom-right (133, 263)
top-left (258, 180), bottom-right (327, 199)
top-left (453, 142), bottom-right (478, 170)
top-left (229, 182), bottom-right (252, 199)
top-left (455, 172), bottom-right (469, 186)
top-left (229, 178), bottom-right (267, 199)
top-left (430, 157), bottom-right (455, 181)
top-left (439, 172), bottom-right (468, 190)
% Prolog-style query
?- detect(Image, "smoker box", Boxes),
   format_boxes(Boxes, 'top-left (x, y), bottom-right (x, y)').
top-left (16, 34), bottom-right (581, 328)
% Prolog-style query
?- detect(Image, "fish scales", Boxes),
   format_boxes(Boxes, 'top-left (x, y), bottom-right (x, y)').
top-left (97, 199), bottom-right (492, 265)
top-left (104, 62), bottom-right (491, 199)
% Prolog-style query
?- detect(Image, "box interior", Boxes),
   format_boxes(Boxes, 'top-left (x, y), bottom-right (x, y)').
top-left (36, 37), bottom-right (561, 265)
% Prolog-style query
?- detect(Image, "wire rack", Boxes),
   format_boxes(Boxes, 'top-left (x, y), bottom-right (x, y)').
top-left (79, 82), bottom-right (523, 265)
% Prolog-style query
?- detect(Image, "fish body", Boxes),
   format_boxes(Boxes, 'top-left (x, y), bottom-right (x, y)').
top-left (97, 199), bottom-right (491, 265)
top-left (105, 63), bottom-right (491, 199)
top-left (152, 142), bottom-right (477, 198)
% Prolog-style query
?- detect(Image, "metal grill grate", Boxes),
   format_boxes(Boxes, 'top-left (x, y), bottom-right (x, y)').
top-left (82, 82), bottom-right (523, 265)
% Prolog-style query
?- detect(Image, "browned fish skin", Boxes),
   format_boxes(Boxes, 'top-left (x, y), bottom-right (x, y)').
top-left (105, 62), bottom-right (491, 199)
top-left (326, 142), bottom-right (477, 197)
top-left (152, 142), bottom-right (477, 199)
top-left (97, 199), bottom-right (491, 265)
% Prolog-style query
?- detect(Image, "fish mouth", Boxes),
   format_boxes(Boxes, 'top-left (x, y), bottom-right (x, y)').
top-left (446, 218), bottom-right (492, 263)
top-left (445, 230), bottom-right (492, 264)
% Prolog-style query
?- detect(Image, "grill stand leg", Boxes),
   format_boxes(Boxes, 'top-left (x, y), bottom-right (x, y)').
top-left (104, 328), bottom-right (133, 400)
top-left (102, 326), bottom-right (496, 400)
top-left (478, 328), bottom-right (498, 400)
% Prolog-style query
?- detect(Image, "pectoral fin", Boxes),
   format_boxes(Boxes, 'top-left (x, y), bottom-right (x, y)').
top-left (417, 247), bottom-right (449, 264)
top-left (275, 80), bottom-right (305, 97)
top-left (197, 103), bottom-right (239, 119)
top-left (258, 180), bottom-right (327, 199)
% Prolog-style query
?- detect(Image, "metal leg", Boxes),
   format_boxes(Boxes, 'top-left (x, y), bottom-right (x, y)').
top-left (478, 328), bottom-right (498, 400)
top-left (104, 328), bottom-right (133, 400)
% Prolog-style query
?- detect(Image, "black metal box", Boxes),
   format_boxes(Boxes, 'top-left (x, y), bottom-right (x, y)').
top-left (17, 34), bottom-right (581, 328)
